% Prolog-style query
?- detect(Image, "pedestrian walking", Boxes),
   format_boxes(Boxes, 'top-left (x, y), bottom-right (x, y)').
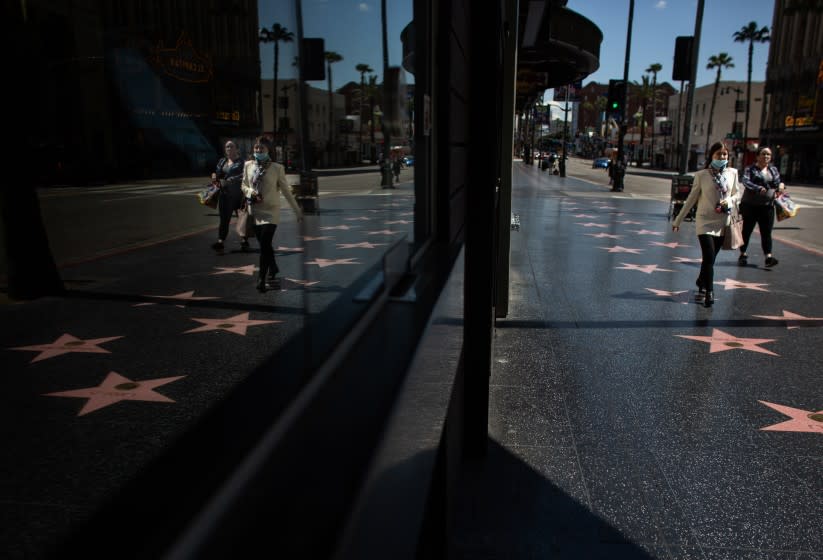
top-left (671, 141), bottom-right (742, 308)
top-left (738, 146), bottom-right (785, 268)
top-left (241, 136), bottom-right (304, 292)
top-left (211, 140), bottom-right (248, 253)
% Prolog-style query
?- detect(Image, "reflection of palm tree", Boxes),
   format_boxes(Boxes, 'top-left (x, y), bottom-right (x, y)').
top-left (645, 62), bottom-right (662, 166)
top-left (705, 52), bottom-right (735, 156)
top-left (630, 76), bottom-right (653, 164)
top-left (355, 63), bottom-right (373, 161)
top-left (325, 51), bottom-right (343, 164)
top-left (259, 23), bottom-right (294, 157)
top-left (733, 22), bottom-right (769, 143)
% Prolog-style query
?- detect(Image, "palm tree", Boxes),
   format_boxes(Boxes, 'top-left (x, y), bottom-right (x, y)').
top-left (705, 53), bottom-right (735, 156)
top-left (733, 22), bottom-right (770, 143)
top-left (355, 63), bottom-right (373, 161)
top-left (259, 23), bottom-right (294, 158)
top-left (367, 74), bottom-right (379, 162)
top-left (630, 76), bottom-right (654, 164)
top-left (325, 51), bottom-right (343, 165)
top-left (645, 62), bottom-right (662, 166)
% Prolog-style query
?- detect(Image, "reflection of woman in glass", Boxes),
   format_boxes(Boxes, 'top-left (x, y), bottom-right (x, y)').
top-left (241, 136), bottom-right (304, 292)
top-left (211, 140), bottom-right (247, 253)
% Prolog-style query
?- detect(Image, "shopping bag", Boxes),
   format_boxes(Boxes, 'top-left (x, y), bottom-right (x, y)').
top-left (722, 207), bottom-right (744, 250)
top-left (235, 206), bottom-right (256, 238)
top-left (197, 182), bottom-right (220, 209)
top-left (774, 192), bottom-right (797, 221)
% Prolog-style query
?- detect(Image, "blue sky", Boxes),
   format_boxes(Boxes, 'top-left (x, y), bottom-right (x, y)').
top-left (258, 1), bottom-right (414, 89)
top-left (566, 0), bottom-right (774, 88)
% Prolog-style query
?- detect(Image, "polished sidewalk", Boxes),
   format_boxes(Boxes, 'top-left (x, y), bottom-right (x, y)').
top-left (451, 163), bottom-right (822, 559)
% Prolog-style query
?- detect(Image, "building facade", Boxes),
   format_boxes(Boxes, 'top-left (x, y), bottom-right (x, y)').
top-left (761, 0), bottom-right (823, 183)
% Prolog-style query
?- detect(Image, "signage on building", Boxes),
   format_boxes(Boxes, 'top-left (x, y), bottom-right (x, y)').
top-left (554, 80), bottom-right (583, 102)
top-left (151, 31), bottom-right (214, 84)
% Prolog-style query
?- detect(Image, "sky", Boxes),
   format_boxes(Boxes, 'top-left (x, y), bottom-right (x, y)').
top-left (545, 0), bottom-right (775, 110)
top-left (258, 1), bottom-right (414, 89)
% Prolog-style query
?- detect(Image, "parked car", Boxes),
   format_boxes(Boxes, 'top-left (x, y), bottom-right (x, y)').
top-left (592, 157), bottom-right (610, 169)
top-left (403, 155), bottom-right (414, 167)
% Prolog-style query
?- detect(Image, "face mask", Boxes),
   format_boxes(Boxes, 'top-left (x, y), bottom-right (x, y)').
top-left (710, 159), bottom-right (727, 170)
top-left (253, 152), bottom-right (270, 163)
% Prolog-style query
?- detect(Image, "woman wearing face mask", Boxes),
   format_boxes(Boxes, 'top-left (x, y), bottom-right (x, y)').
top-left (241, 136), bottom-right (304, 292)
top-left (738, 146), bottom-right (785, 267)
top-left (671, 141), bottom-right (742, 308)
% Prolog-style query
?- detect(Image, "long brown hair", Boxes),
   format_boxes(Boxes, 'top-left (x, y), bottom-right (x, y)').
top-left (703, 141), bottom-right (728, 169)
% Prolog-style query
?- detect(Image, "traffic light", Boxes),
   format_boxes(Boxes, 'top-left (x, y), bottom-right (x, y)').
top-left (607, 79), bottom-right (626, 120)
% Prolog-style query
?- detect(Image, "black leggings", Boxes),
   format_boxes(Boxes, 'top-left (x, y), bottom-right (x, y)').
top-left (255, 223), bottom-right (279, 279)
top-left (697, 233), bottom-right (723, 290)
top-left (739, 203), bottom-right (775, 255)
top-left (217, 190), bottom-right (244, 241)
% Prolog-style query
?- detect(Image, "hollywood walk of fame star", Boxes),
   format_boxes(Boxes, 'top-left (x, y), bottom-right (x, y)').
top-left (651, 241), bottom-right (691, 249)
top-left (398, 212), bottom-right (414, 216)
top-left (367, 209), bottom-right (384, 213)
top-left (380, 203), bottom-right (403, 207)
top-left (303, 236), bottom-right (334, 241)
top-left (276, 246), bottom-right (304, 253)
top-left (585, 232), bottom-right (623, 239)
top-left (629, 229), bottom-right (664, 236)
top-left (616, 263), bottom-right (674, 274)
top-left (345, 217), bottom-right (373, 221)
top-left (385, 220), bottom-right (412, 225)
top-left (320, 225), bottom-right (356, 231)
top-left (575, 222), bottom-right (608, 228)
top-left (572, 214), bottom-right (597, 218)
top-left (211, 264), bottom-right (257, 276)
top-left (11, 333), bottom-right (124, 363)
top-left (676, 328), bottom-right (778, 356)
top-left (44, 371), bottom-right (184, 416)
top-left (594, 205), bottom-right (617, 210)
top-left (304, 257), bottom-right (361, 268)
top-left (752, 310), bottom-right (823, 329)
top-left (599, 245), bottom-right (644, 254)
top-left (336, 242), bottom-right (387, 249)
top-left (184, 312), bottom-right (281, 335)
top-left (644, 288), bottom-right (689, 304)
top-left (609, 212), bottom-right (626, 216)
top-left (618, 220), bottom-right (644, 225)
top-left (282, 277), bottom-right (321, 288)
top-left (671, 256), bottom-right (702, 263)
top-left (714, 278), bottom-right (770, 292)
top-left (365, 229), bottom-right (401, 235)
top-left (758, 401), bottom-right (823, 433)
top-left (144, 291), bottom-right (219, 301)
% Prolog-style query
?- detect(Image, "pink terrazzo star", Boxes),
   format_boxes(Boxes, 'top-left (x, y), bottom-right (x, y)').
top-left (44, 371), bottom-right (184, 416)
top-left (598, 245), bottom-right (644, 254)
top-left (320, 225), bottom-right (356, 231)
top-left (211, 264), bottom-right (257, 276)
top-left (143, 291), bottom-right (219, 301)
top-left (345, 217), bottom-right (373, 221)
top-left (11, 333), bottom-right (124, 363)
top-left (676, 328), bottom-right (778, 356)
top-left (184, 312), bottom-right (281, 335)
top-left (572, 214), bottom-right (597, 218)
top-left (628, 229), bottom-right (664, 236)
top-left (576, 222), bottom-right (608, 228)
top-left (650, 241), bottom-right (691, 248)
top-left (302, 236), bottom-right (334, 241)
top-left (281, 277), bottom-right (321, 288)
top-left (398, 212), bottom-right (414, 216)
top-left (380, 203), bottom-right (403, 207)
top-left (304, 257), bottom-right (361, 268)
top-left (384, 220), bottom-right (412, 225)
top-left (752, 310), bottom-right (823, 329)
top-left (644, 288), bottom-right (689, 304)
top-left (758, 401), bottom-right (823, 433)
top-left (336, 242), bottom-right (387, 249)
top-left (618, 220), bottom-right (644, 225)
top-left (365, 229), bottom-right (401, 235)
top-left (714, 278), bottom-right (770, 292)
top-left (276, 246), bottom-right (304, 252)
top-left (585, 233), bottom-right (623, 239)
top-left (616, 263), bottom-right (674, 274)
top-left (671, 256), bottom-right (702, 263)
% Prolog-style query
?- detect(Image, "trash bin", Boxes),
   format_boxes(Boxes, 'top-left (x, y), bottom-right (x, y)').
top-left (292, 171), bottom-right (319, 214)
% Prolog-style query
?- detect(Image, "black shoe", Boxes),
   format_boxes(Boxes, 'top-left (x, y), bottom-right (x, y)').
top-left (211, 241), bottom-right (224, 253)
top-left (738, 254), bottom-right (747, 266)
top-left (765, 256), bottom-right (778, 267)
top-left (703, 291), bottom-right (714, 308)
top-left (256, 276), bottom-right (267, 293)
top-left (240, 239), bottom-right (250, 251)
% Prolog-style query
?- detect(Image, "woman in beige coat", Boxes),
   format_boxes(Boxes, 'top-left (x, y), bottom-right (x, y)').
top-left (241, 136), bottom-right (303, 292)
top-left (672, 141), bottom-right (741, 307)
